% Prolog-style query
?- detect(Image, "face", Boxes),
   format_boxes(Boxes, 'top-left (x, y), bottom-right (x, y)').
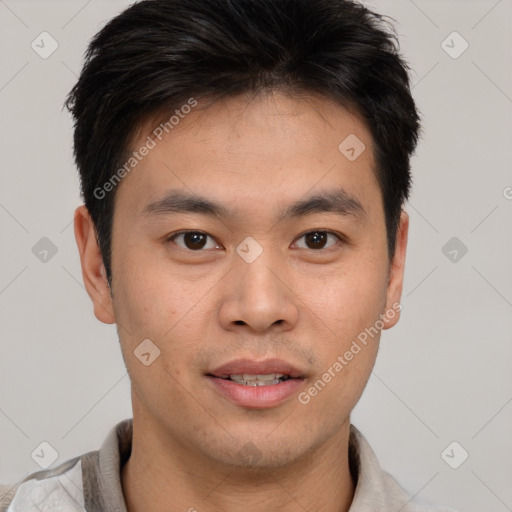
top-left (75, 91), bottom-right (408, 470)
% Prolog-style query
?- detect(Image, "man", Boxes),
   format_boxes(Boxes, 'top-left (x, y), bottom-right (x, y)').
top-left (0, 0), bottom-right (458, 510)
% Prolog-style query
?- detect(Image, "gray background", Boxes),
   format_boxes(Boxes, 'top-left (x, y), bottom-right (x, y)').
top-left (0, 1), bottom-right (511, 510)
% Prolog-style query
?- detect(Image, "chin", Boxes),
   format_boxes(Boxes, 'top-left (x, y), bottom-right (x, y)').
top-left (202, 431), bottom-right (317, 473)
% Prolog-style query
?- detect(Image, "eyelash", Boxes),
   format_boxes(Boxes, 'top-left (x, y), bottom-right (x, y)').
top-left (166, 230), bottom-right (345, 252)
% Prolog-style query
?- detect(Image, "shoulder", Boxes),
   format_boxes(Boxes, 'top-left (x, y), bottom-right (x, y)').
top-left (0, 418), bottom-right (132, 512)
top-left (349, 425), bottom-right (461, 512)
top-left (0, 455), bottom-right (86, 512)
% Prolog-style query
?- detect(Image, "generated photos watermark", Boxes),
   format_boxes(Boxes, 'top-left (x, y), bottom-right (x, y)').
top-left (93, 97), bottom-right (198, 200)
top-left (298, 301), bottom-right (402, 405)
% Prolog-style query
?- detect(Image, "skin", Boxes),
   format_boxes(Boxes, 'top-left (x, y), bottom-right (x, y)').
top-left (74, 90), bottom-right (408, 512)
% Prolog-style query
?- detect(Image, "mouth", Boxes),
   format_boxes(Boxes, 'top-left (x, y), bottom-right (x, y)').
top-left (207, 373), bottom-right (294, 386)
top-left (206, 358), bottom-right (306, 408)
top-left (208, 358), bottom-right (305, 380)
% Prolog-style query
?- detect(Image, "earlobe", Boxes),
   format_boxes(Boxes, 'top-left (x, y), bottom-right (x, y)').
top-left (74, 205), bottom-right (116, 324)
top-left (382, 210), bottom-right (409, 330)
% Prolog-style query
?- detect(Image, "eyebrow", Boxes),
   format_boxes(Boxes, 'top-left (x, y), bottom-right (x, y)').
top-left (140, 188), bottom-right (366, 221)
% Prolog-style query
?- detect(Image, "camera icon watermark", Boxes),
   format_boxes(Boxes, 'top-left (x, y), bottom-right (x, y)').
top-left (338, 134), bottom-right (366, 161)
top-left (32, 237), bottom-right (58, 263)
top-left (236, 441), bottom-right (263, 466)
top-left (31, 441), bottom-right (59, 469)
top-left (442, 236), bottom-right (468, 263)
top-left (236, 236), bottom-right (263, 263)
top-left (134, 338), bottom-right (161, 366)
top-left (31, 31), bottom-right (59, 59)
top-left (441, 31), bottom-right (469, 60)
top-left (441, 441), bottom-right (469, 469)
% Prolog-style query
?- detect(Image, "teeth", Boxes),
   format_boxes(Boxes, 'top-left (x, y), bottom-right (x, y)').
top-left (232, 373), bottom-right (284, 381)
top-left (228, 373), bottom-right (287, 386)
top-left (240, 379), bottom-right (281, 386)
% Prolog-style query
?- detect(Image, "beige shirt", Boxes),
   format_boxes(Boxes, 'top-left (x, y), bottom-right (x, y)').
top-left (0, 418), bottom-right (458, 512)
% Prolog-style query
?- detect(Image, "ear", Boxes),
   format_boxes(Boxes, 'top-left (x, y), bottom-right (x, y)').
top-left (74, 205), bottom-right (116, 324)
top-left (382, 210), bottom-right (409, 330)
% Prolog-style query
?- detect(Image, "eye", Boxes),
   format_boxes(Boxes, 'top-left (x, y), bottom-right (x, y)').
top-left (293, 230), bottom-right (342, 250)
top-left (168, 231), bottom-right (220, 251)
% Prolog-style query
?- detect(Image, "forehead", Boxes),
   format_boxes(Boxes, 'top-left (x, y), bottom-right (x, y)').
top-left (114, 91), bottom-right (380, 221)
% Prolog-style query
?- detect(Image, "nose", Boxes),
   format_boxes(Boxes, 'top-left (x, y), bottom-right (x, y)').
top-left (218, 250), bottom-right (299, 334)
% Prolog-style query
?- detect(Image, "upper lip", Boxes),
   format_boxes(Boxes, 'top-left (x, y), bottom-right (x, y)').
top-left (208, 358), bottom-right (305, 379)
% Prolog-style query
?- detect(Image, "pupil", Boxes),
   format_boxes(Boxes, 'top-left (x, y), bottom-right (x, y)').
top-left (305, 231), bottom-right (326, 249)
top-left (185, 232), bottom-right (206, 250)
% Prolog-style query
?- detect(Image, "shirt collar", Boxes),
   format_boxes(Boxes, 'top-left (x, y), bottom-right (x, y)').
top-left (93, 418), bottom-right (419, 512)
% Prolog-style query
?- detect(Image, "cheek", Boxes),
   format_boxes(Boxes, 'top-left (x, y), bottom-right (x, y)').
top-left (300, 257), bottom-right (388, 333)
top-left (295, 256), bottom-right (388, 399)
top-left (112, 244), bottom-right (185, 328)
top-left (111, 259), bottom-right (202, 406)
top-left (111, 248), bottom-right (216, 375)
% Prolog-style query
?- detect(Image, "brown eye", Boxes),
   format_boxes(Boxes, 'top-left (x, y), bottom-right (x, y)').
top-left (170, 231), bottom-right (218, 251)
top-left (294, 231), bottom-right (340, 250)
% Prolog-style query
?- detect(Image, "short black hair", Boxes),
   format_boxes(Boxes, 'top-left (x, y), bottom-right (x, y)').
top-left (65, 0), bottom-right (421, 284)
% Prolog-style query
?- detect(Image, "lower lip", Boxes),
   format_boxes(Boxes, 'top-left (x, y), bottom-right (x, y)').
top-left (206, 376), bottom-right (305, 408)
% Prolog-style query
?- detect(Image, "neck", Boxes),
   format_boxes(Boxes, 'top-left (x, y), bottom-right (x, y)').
top-left (121, 412), bottom-right (355, 512)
